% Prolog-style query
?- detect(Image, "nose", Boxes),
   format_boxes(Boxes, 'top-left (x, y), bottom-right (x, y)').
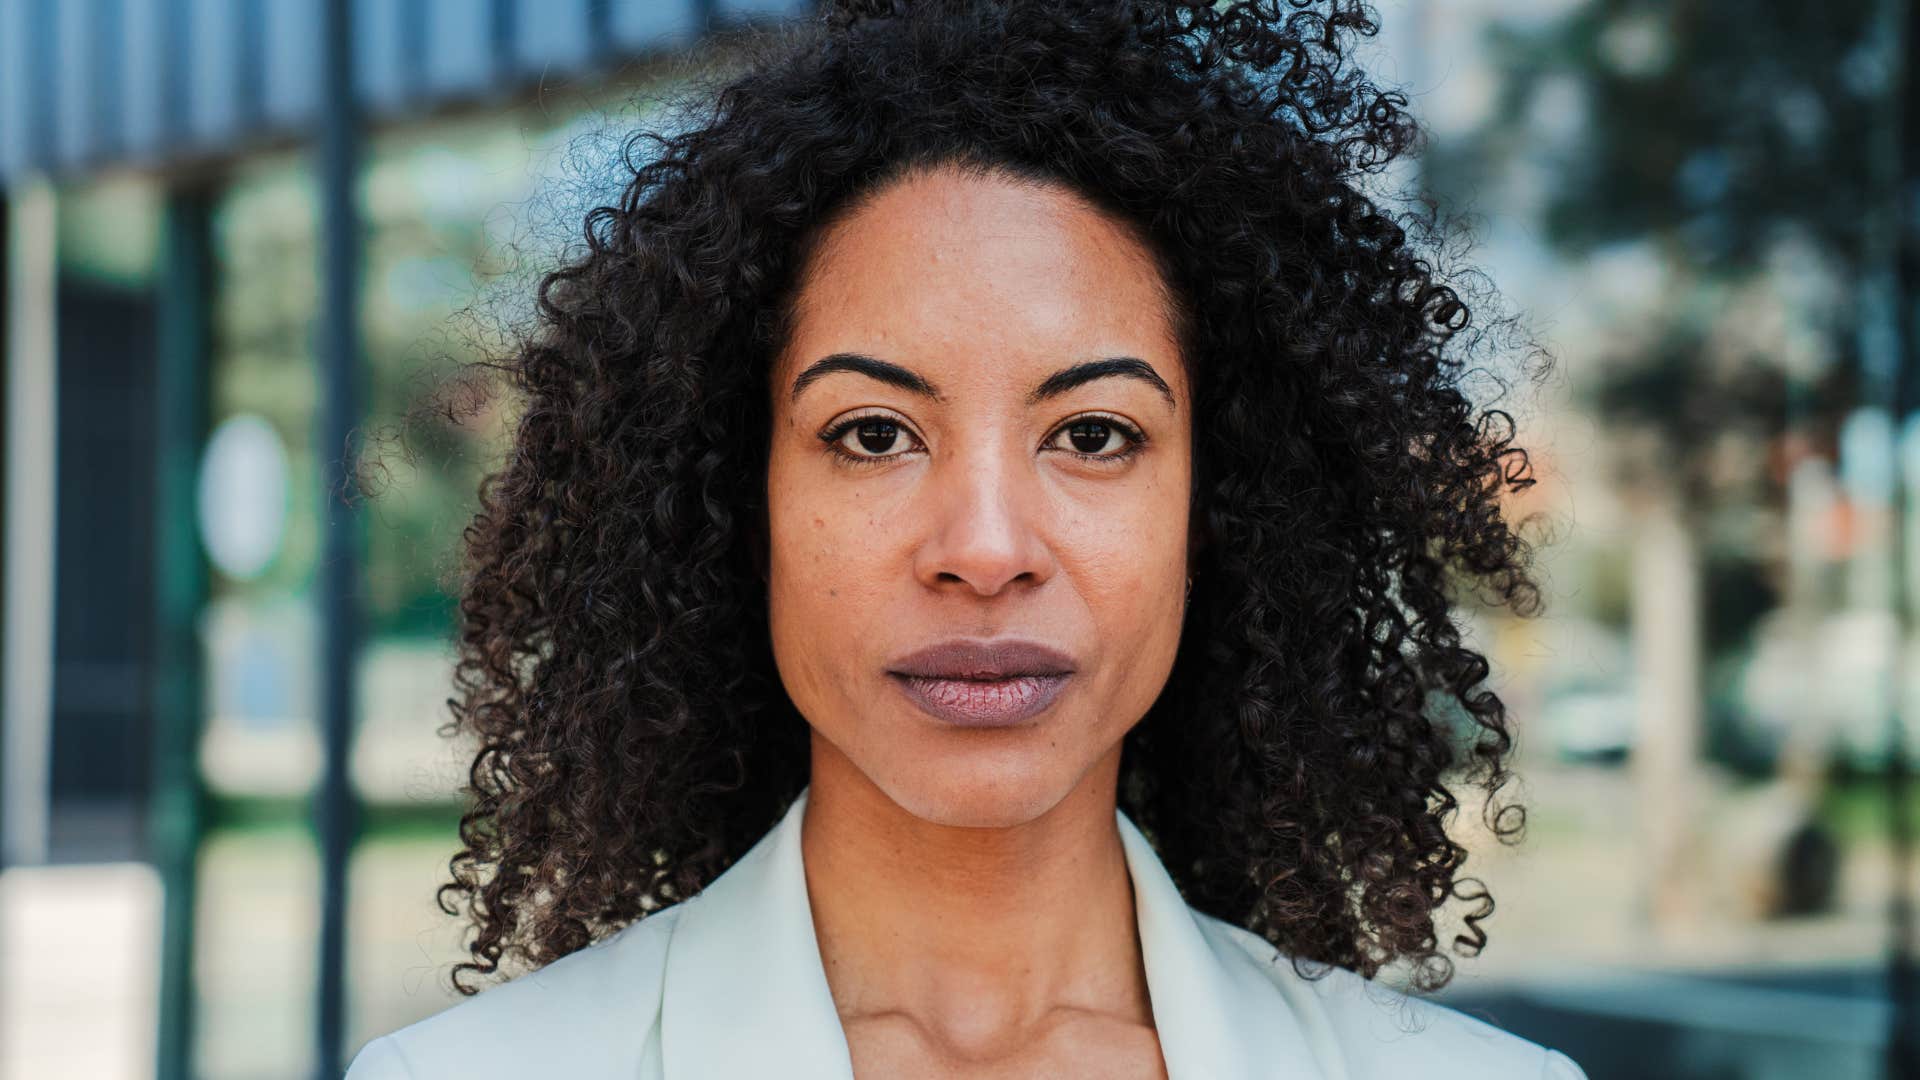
top-left (911, 440), bottom-right (1056, 598)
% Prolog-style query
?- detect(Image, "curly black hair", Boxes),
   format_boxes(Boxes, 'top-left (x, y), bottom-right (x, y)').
top-left (427, 0), bottom-right (1548, 999)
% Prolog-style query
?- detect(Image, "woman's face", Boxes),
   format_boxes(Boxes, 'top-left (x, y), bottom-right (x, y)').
top-left (764, 165), bottom-right (1193, 829)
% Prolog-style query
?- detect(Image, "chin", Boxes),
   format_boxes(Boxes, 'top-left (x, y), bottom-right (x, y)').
top-left (867, 736), bottom-right (1091, 830)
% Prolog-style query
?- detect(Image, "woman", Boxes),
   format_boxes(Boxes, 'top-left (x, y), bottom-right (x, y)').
top-left (348, 0), bottom-right (1585, 1076)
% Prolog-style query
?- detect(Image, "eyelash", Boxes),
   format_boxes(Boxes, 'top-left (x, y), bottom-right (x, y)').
top-left (818, 412), bottom-right (1149, 469)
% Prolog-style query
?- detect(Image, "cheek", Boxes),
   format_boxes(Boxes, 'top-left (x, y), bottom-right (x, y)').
top-left (771, 467), bottom-right (875, 558)
top-left (768, 502), bottom-right (839, 620)
top-left (1075, 542), bottom-right (1184, 666)
top-left (764, 461), bottom-right (889, 654)
top-left (1058, 464), bottom-right (1190, 687)
top-left (1058, 465), bottom-right (1189, 593)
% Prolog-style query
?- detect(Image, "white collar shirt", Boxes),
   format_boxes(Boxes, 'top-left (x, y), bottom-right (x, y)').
top-left (346, 785), bottom-right (1587, 1079)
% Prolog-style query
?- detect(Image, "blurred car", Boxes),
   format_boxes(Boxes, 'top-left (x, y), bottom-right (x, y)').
top-left (1539, 680), bottom-right (1637, 764)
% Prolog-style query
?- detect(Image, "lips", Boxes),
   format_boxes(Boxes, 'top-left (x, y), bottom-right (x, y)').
top-left (886, 638), bottom-right (1077, 727)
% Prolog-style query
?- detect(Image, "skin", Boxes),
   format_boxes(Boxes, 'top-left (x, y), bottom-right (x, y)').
top-left (763, 163), bottom-right (1194, 1078)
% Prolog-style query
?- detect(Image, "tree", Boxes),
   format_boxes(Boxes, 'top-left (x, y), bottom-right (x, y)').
top-left (1428, 0), bottom-right (1894, 929)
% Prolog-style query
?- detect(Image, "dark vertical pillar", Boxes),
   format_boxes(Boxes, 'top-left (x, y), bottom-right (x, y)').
top-left (52, 282), bottom-right (159, 858)
top-left (315, 0), bottom-right (364, 1074)
top-left (1891, 0), bottom-right (1920, 1074)
top-left (149, 188), bottom-right (211, 1080)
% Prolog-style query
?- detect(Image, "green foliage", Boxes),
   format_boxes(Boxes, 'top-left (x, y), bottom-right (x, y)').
top-left (1434, 0), bottom-right (1893, 274)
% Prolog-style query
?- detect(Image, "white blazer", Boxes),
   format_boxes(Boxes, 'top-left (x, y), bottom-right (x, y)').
top-left (345, 786), bottom-right (1588, 1079)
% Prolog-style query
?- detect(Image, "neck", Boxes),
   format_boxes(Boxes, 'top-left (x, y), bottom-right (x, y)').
top-left (799, 734), bottom-right (1152, 1056)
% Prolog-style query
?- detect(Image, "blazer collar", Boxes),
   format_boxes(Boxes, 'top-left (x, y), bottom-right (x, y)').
top-left (659, 785), bottom-right (1328, 1079)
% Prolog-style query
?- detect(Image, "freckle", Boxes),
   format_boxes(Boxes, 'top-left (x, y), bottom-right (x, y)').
top-left (829, 588), bottom-right (838, 597)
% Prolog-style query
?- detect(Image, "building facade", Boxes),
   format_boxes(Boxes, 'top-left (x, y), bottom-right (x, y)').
top-left (0, 2), bottom-right (808, 1077)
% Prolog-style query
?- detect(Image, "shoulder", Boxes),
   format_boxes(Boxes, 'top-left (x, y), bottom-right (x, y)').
top-left (1190, 910), bottom-right (1589, 1080)
top-left (343, 905), bottom-right (685, 1080)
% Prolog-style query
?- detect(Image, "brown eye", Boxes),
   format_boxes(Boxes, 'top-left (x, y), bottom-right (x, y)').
top-left (853, 419), bottom-right (903, 455)
top-left (1045, 414), bottom-right (1146, 462)
top-left (820, 413), bottom-right (925, 466)
top-left (1066, 420), bottom-right (1117, 454)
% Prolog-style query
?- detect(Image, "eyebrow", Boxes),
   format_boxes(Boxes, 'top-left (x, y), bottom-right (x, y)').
top-left (1030, 357), bottom-right (1175, 409)
top-left (788, 352), bottom-right (1176, 410)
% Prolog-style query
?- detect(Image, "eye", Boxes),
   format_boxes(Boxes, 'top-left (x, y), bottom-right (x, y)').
top-left (820, 412), bottom-right (925, 466)
top-left (1044, 414), bottom-right (1148, 463)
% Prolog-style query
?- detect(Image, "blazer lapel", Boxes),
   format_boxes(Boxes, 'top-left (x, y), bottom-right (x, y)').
top-left (659, 788), bottom-right (856, 1078)
top-left (1117, 809), bottom-right (1334, 1080)
top-left (659, 786), bottom-right (1330, 1079)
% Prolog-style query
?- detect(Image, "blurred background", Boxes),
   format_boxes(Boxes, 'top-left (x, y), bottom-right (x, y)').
top-left (1, 0), bottom-right (1917, 1078)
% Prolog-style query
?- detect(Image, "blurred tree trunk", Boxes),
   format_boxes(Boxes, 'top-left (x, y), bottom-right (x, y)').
top-left (1628, 482), bottom-right (1705, 931)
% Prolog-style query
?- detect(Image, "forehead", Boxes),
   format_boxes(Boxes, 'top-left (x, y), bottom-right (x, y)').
top-left (775, 167), bottom-right (1183, 390)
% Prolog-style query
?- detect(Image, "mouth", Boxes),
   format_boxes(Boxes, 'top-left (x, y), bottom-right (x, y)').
top-left (885, 638), bottom-right (1077, 728)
